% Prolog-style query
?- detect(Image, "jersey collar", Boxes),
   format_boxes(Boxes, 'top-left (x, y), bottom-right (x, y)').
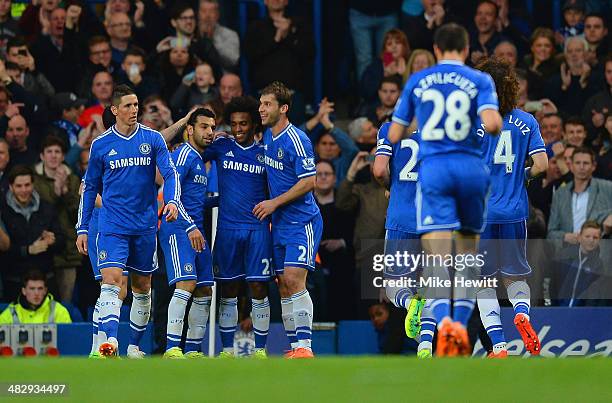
top-left (272, 123), bottom-right (292, 141)
top-left (112, 123), bottom-right (139, 140)
top-left (235, 139), bottom-right (256, 150)
top-left (438, 60), bottom-right (465, 66)
top-left (186, 142), bottom-right (203, 161)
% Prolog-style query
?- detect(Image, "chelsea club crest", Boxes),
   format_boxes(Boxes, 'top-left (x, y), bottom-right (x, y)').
top-left (139, 143), bottom-right (151, 155)
top-left (98, 250), bottom-right (107, 261)
top-left (277, 148), bottom-right (284, 159)
top-left (256, 154), bottom-right (265, 164)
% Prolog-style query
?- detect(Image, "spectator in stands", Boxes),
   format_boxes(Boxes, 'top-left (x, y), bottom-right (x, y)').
top-left (170, 61), bottom-right (217, 118)
top-left (33, 136), bottom-right (80, 302)
top-left (593, 116), bottom-right (611, 180)
top-left (583, 13), bottom-right (608, 67)
top-left (78, 71), bottom-right (113, 128)
top-left (528, 153), bottom-right (563, 221)
top-left (556, 0), bottom-right (585, 45)
top-left (522, 27), bottom-right (560, 100)
top-left (491, 0), bottom-right (530, 57)
top-left (30, 7), bottom-right (79, 93)
top-left (349, 1), bottom-right (400, 81)
top-left (547, 36), bottom-right (598, 117)
top-left (564, 116), bottom-right (588, 147)
top-left (540, 113), bottom-right (564, 145)
top-left (0, 137), bottom-right (8, 196)
top-left (314, 160), bottom-right (356, 321)
top-left (0, 270), bottom-right (71, 323)
top-left (5, 115), bottom-right (38, 167)
top-left (198, 0), bottom-right (240, 71)
top-left (402, 0), bottom-right (449, 52)
top-left (469, 0), bottom-right (505, 66)
top-left (117, 46), bottom-right (159, 101)
top-left (0, 0), bottom-right (20, 56)
top-left (244, 0), bottom-right (315, 101)
top-left (18, 0), bottom-right (59, 43)
top-left (104, 12), bottom-right (132, 65)
top-left (554, 144), bottom-right (576, 187)
top-left (6, 37), bottom-right (54, 99)
top-left (360, 29), bottom-right (410, 105)
top-left (0, 215), bottom-right (9, 252)
top-left (48, 92), bottom-right (85, 149)
top-left (76, 36), bottom-right (121, 98)
top-left (139, 96), bottom-right (174, 133)
top-left (582, 54), bottom-right (611, 137)
top-left (364, 76), bottom-right (402, 127)
top-left (493, 40), bottom-right (518, 67)
top-left (406, 49), bottom-right (435, 76)
top-left (0, 166), bottom-right (64, 301)
top-left (554, 221), bottom-right (611, 307)
top-left (158, 43), bottom-right (196, 101)
top-left (303, 97), bottom-right (358, 185)
top-left (348, 117), bottom-right (379, 151)
top-left (548, 147), bottom-right (612, 245)
top-left (218, 73), bottom-right (242, 105)
top-left (156, 4), bottom-right (196, 55)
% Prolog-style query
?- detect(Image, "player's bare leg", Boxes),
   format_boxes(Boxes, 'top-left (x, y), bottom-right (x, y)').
top-left (249, 281), bottom-right (270, 358)
top-left (421, 231), bottom-right (455, 357)
top-left (98, 267), bottom-right (124, 357)
top-left (126, 273), bottom-right (152, 359)
top-left (281, 267), bottom-right (314, 359)
top-left (504, 276), bottom-right (540, 355)
top-left (452, 232), bottom-right (481, 356)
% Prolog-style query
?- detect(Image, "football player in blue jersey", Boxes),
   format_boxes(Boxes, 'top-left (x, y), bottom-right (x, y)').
top-left (159, 108), bottom-right (217, 359)
top-left (475, 57), bottom-right (548, 358)
top-left (372, 123), bottom-right (427, 348)
top-left (76, 85), bottom-right (182, 358)
top-left (387, 23), bottom-right (503, 356)
top-left (203, 96), bottom-right (272, 358)
top-left (255, 82), bottom-right (323, 358)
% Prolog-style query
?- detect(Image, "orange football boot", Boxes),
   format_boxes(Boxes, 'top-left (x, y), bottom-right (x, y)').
top-left (435, 318), bottom-right (458, 357)
top-left (291, 348), bottom-right (314, 359)
top-left (283, 350), bottom-right (295, 359)
top-left (487, 350), bottom-right (508, 358)
top-left (514, 313), bottom-right (540, 355)
top-left (98, 341), bottom-right (118, 358)
top-left (453, 321), bottom-right (471, 357)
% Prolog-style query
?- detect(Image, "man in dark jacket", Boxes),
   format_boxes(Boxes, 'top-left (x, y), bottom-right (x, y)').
top-left (0, 165), bottom-right (64, 302)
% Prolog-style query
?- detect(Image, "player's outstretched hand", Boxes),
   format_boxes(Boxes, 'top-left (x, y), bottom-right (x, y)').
top-left (164, 203), bottom-right (179, 222)
top-left (253, 199), bottom-right (277, 221)
top-left (76, 234), bottom-right (88, 255)
top-left (188, 228), bottom-right (205, 253)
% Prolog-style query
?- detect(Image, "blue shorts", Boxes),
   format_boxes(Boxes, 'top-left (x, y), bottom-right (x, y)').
top-left (96, 232), bottom-right (158, 275)
top-left (272, 214), bottom-right (323, 273)
top-left (417, 155), bottom-right (490, 234)
top-left (159, 223), bottom-right (214, 287)
top-left (213, 227), bottom-right (273, 282)
top-left (479, 221), bottom-right (531, 278)
top-left (383, 230), bottom-right (421, 278)
top-left (88, 209), bottom-right (128, 281)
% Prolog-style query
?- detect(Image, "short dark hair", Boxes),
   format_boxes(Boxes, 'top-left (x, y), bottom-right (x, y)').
top-left (102, 106), bottom-right (116, 130)
top-left (6, 36), bottom-right (27, 52)
top-left (477, 0), bottom-right (499, 15)
top-left (88, 35), bottom-right (110, 50)
top-left (171, 2), bottom-right (193, 20)
top-left (379, 75), bottom-right (402, 90)
top-left (316, 159), bottom-right (336, 174)
top-left (125, 46), bottom-right (146, 62)
top-left (8, 165), bottom-right (34, 185)
top-left (434, 23), bottom-right (469, 53)
top-left (584, 12), bottom-right (607, 28)
top-left (581, 220), bottom-right (601, 234)
top-left (40, 135), bottom-right (67, 154)
top-left (572, 146), bottom-right (596, 163)
top-left (260, 81), bottom-right (292, 110)
top-left (22, 270), bottom-right (46, 287)
top-left (223, 96), bottom-right (261, 133)
top-left (187, 107), bottom-right (216, 127)
top-left (564, 116), bottom-right (586, 129)
top-left (111, 84), bottom-right (136, 106)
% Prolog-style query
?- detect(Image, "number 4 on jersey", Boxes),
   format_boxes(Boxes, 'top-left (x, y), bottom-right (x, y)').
top-left (494, 130), bottom-right (515, 173)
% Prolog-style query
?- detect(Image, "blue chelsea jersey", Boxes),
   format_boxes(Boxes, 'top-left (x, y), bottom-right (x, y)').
top-left (392, 60), bottom-right (499, 160)
top-left (203, 136), bottom-right (269, 230)
top-left (262, 123), bottom-right (319, 227)
top-left (77, 123), bottom-right (182, 235)
top-left (478, 108), bottom-right (546, 223)
top-left (376, 122), bottom-right (421, 234)
top-left (170, 142), bottom-right (208, 231)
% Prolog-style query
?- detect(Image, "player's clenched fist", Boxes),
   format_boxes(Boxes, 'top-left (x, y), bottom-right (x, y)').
top-left (163, 202), bottom-right (179, 222)
top-left (188, 228), bottom-right (205, 253)
top-left (76, 234), bottom-right (88, 255)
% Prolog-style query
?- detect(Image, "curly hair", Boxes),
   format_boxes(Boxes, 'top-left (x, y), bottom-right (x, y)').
top-left (223, 95), bottom-right (262, 134)
top-left (475, 57), bottom-right (519, 117)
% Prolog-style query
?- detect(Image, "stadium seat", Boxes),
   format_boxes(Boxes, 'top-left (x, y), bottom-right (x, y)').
top-left (62, 302), bottom-right (84, 322)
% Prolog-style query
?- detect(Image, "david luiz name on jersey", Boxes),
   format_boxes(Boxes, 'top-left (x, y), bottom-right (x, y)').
top-left (108, 157), bottom-right (152, 170)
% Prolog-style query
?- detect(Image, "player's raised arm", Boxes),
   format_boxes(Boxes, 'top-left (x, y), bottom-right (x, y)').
top-left (153, 132), bottom-right (181, 222)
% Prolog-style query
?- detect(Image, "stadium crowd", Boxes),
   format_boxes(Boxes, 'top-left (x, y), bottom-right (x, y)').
top-left (0, 0), bottom-right (610, 351)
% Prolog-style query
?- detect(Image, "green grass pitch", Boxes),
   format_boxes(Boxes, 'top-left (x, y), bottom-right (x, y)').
top-left (1, 357), bottom-right (611, 402)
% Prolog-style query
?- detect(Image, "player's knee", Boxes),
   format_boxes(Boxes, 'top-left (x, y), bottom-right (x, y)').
top-left (193, 285), bottom-right (212, 297)
top-left (175, 280), bottom-right (196, 293)
top-left (101, 269), bottom-right (122, 287)
top-left (282, 271), bottom-right (306, 295)
top-left (221, 282), bottom-right (240, 298)
top-left (130, 273), bottom-right (152, 294)
top-left (249, 282), bottom-right (268, 299)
